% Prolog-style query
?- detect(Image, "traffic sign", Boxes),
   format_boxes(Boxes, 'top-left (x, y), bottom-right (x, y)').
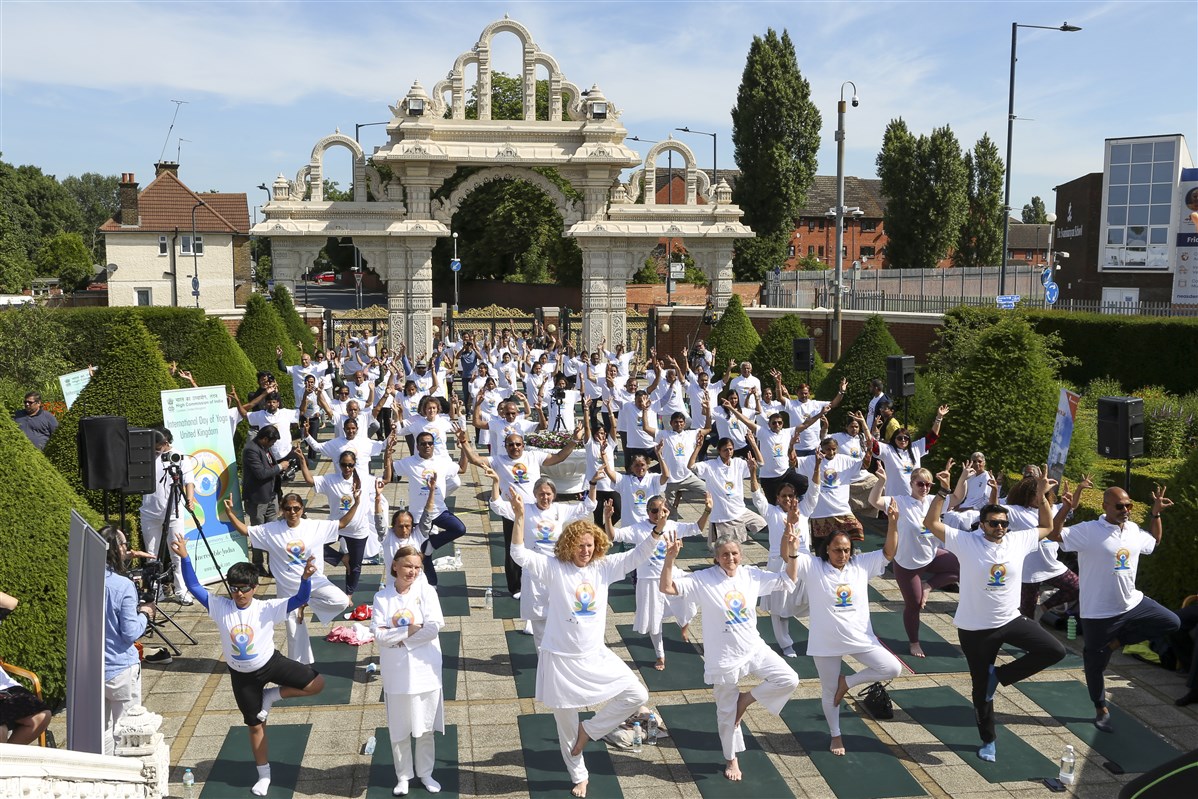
top-left (1045, 282), bottom-right (1060, 304)
top-left (996, 294), bottom-right (1020, 310)
top-left (1041, 267), bottom-right (1053, 286)
top-left (670, 261), bottom-right (685, 279)
top-left (354, 271), bottom-right (363, 288)
top-left (450, 258), bottom-right (461, 272)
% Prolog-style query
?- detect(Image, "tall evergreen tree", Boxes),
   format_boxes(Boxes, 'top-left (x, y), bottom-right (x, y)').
top-left (954, 133), bottom-right (1005, 268)
top-left (876, 120), bottom-right (967, 269)
top-left (731, 28), bottom-right (821, 280)
top-left (1022, 195), bottom-right (1048, 223)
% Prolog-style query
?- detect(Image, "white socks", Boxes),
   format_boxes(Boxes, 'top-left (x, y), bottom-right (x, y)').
top-left (251, 764), bottom-right (271, 796)
top-left (257, 686), bottom-right (282, 722)
top-left (423, 775), bottom-right (442, 793)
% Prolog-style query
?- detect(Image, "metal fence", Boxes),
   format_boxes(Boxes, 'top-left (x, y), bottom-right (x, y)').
top-left (766, 264), bottom-right (1047, 309)
top-left (326, 307), bottom-right (389, 349)
top-left (807, 290), bottom-right (1198, 318)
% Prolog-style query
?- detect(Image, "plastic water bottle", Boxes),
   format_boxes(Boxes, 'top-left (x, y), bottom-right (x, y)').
top-left (1059, 744), bottom-right (1076, 784)
top-left (182, 768), bottom-right (195, 799)
top-left (484, 587), bottom-right (493, 609)
top-left (632, 722), bottom-right (642, 753)
top-left (646, 713), bottom-right (659, 745)
top-left (365, 662), bottom-right (378, 677)
top-left (1067, 616), bottom-right (1077, 640)
top-left (454, 545), bottom-right (463, 569)
top-left (364, 734), bottom-right (377, 756)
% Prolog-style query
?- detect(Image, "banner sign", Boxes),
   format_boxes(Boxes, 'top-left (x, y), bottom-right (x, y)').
top-left (1047, 388), bottom-right (1081, 483)
top-left (1173, 167), bottom-right (1198, 305)
top-left (161, 386), bottom-right (247, 583)
top-left (59, 367), bottom-right (93, 409)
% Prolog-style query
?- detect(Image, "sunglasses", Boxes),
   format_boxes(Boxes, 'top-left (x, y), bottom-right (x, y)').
top-left (230, 585), bottom-right (255, 594)
top-left (984, 519), bottom-right (1010, 528)
top-left (895, 436), bottom-right (910, 441)
top-left (339, 461), bottom-right (356, 468)
top-left (1112, 502), bottom-right (1133, 510)
top-left (282, 505), bottom-right (304, 512)
top-left (913, 480), bottom-right (932, 489)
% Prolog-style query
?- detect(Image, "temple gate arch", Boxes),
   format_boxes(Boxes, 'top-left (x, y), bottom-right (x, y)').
top-left (253, 15), bottom-right (752, 352)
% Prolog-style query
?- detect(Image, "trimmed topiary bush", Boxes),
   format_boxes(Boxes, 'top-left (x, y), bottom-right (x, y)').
top-left (0, 413), bottom-right (103, 706)
top-left (750, 313), bottom-right (828, 395)
top-left (136, 307), bottom-right (209, 367)
top-left (936, 315), bottom-right (1058, 476)
top-left (706, 294), bottom-right (761, 373)
top-left (236, 294), bottom-right (299, 403)
top-left (43, 310), bottom-right (178, 538)
top-left (272, 285), bottom-right (317, 355)
top-left (821, 314), bottom-right (904, 429)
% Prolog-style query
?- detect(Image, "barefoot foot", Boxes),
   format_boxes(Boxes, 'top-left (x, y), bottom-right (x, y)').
top-left (830, 735), bottom-right (845, 756)
top-left (733, 690), bottom-right (756, 727)
top-left (569, 721), bottom-right (589, 757)
top-left (832, 674), bottom-right (850, 706)
top-left (571, 779), bottom-right (588, 798)
top-left (654, 657), bottom-right (666, 671)
top-left (909, 641), bottom-right (926, 658)
top-left (920, 582), bottom-right (932, 609)
top-left (724, 758), bottom-right (742, 781)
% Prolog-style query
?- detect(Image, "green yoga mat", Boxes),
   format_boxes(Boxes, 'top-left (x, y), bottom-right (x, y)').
top-left (329, 571), bottom-right (382, 599)
top-left (616, 623), bottom-right (708, 690)
top-left (200, 723), bottom-right (310, 798)
top-left (442, 630), bottom-right (460, 702)
top-left (889, 686), bottom-right (1057, 782)
top-left (488, 533), bottom-right (507, 568)
top-left (780, 698), bottom-right (926, 799)
top-left (608, 577), bottom-right (637, 614)
top-left (658, 702), bottom-right (795, 799)
top-left (868, 611), bottom-right (964, 674)
top-left (505, 628), bottom-right (539, 698)
top-left (518, 712), bottom-right (623, 799)
top-left (434, 570), bottom-right (471, 617)
top-left (285, 631), bottom-right (360, 707)
top-left (365, 725), bottom-right (460, 798)
top-left (491, 572), bottom-right (521, 619)
top-left (1016, 681), bottom-right (1181, 774)
top-left (756, 616), bottom-right (850, 680)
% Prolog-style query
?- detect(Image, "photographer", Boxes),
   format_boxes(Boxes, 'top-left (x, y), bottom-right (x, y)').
top-left (242, 425), bottom-right (298, 576)
top-left (101, 526), bottom-right (154, 754)
top-left (545, 374), bottom-right (580, 433)
top-left (139, 429), bottom-right (194, 604)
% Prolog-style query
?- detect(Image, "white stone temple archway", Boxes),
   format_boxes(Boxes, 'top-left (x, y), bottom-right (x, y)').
top-left (253, 15), bottom-right (752, 352)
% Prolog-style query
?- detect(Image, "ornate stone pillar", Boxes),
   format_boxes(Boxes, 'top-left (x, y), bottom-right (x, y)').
top-left (578, 239), bottom-right (635, 350)
top-left (477, 42), bottom-right (492, 121)
top-left (269, 239), bottom-right (322, 298)
top-left (377, 239), bottom-right (438, 354)
top-left (523, 42), bottom-right (537, 121)
top-left (694, 245), bottom-right (735, 312)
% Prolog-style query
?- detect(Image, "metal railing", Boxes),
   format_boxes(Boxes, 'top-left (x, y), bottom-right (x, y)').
top-left (806, 290), bottom-right (1198, 318)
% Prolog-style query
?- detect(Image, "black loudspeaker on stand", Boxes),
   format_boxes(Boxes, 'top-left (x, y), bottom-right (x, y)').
top-left (792, 338), bottom-right (814, 387)
top-left (1097, 396), bottom-right (1144, 491)
top-left (885, 355), bottom-right (915, 398)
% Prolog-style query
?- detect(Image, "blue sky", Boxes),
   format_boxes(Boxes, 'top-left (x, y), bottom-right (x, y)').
top-left (2, 0), bottom-right (1195, 222)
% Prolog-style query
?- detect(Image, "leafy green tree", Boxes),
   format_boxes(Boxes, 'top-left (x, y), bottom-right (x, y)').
top-left (731, 29), bottom-right (821, 280)
top-left (34, 231), bottom-right (93, 290)
top-left (633, 258), bottom-right (662, 284)
top-left (936, 315), bottom-right (1058, 475)
top-left (271, 285), bottom-right (317, 354)
top-left (0, 214), bottom-right (34, 292)
top-left (706, 294), bottom-right (761, 372)
top-left (751, 314), bottom-right (828, 393)
top-left (0, 304), bottom-right (72, 394)
top-left (0, 159), bottom-right (86, 261)
top-left (0, 412), bottom-right (103, 705)
top-left (323, 179), bottom-right (353, 202)
top-left (953, 134), bottom-right (1005, 269)
top-left (463, 71), bottom-right (550, 121)
top-left (59, 172), bottom-right (119, 262)
top-left (236, 294), bottom-right (299, 399)
top-left (1022, 196), bottom-right (1048, 224)
top-left (876, 119), bottom-right (968, 268)
top-left (821, 314), bottom-right (903, 429)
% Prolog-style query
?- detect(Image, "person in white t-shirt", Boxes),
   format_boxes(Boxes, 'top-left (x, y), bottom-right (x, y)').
top-left (688, 437), bottom-right (768, 544)
top-left (924, 466), bottom-right (1065, 763)
top-left (223, 491), bottom-right (358, 665)
top-left (247, 393), bottom-right (301, 460)
top-left (728, 360), bottom-right (762, 408)
top-left (868, 462), bottom-right (960, 658)
top-left (959, 452), bottom-right (993, 510)
top-left (795, 500), bottom-right (902, 756)
top-left (658, 412), bottom-right (709, 513)
top-left (751, 472), bottom-right (817, 656)
top-left (510, 494), bottom-right (659, 799)
top-left (173, 537), bottom-right (323, 797)
top-left (660, 528), bottom-right (802, 782)
top-left (777, 373), bottom-right (847, 456)
top-left (296, 450), bottom-right (379, 599)
top-left (371, 545), bottom-right (446, 796)
top-left (803, 426), bottom-right (871, 544)
top-left (1054, 479), bottom-right (1179, 733)
top-left (614, 448), bottom-right (671, 526)
top-left (139, 429), bottom-right (196, 603)
top-left (872, 406), bottom-right (947, 496)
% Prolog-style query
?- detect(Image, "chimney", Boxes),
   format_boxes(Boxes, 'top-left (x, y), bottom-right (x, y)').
top-left (118, 173), bottom-right (139, 226)
top-left (155, 161), bottom-right (179, 177)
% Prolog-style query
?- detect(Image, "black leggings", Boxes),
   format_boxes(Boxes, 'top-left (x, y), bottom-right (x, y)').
top-left (323, 536), bottom-right (368, 596)
top-left (501, 517), bottom-right (522, 595)
top-left (957, 616), bottom-right (1065, 743)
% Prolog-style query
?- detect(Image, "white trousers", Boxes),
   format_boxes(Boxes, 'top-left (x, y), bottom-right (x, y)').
top-left (711, 647), bottom-right (799, 761)
top-left (285, 579), bottom-right (350, 664)
top-left (813, 646), bottom-right (902, 737)
top-left (552, 678), bottom-right (648, 784)
top-left (140, 509), bottom-right (187, 596)
top-left (103, 663), bottom-right (142, 756)
top-left (530, 619), bottom-right (547, 650)
top-left (391, 733), bottom-right (435, 782)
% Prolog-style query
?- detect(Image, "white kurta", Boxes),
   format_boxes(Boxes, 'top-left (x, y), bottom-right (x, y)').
top-left (371, 581), bottom-right (445, 737)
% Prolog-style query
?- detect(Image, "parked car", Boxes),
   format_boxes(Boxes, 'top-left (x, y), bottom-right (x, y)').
top-left (310, 270), bottom-right (336, 284)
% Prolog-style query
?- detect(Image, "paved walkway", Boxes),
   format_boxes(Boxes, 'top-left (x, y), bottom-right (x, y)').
top-left (53, 452), bottom-right (1196, 798)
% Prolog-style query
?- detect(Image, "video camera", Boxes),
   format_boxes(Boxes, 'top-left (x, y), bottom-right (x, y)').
top-left (280, 446), bottom-right (303, 482)
top-left (161, 451), bottom-right (183, 464)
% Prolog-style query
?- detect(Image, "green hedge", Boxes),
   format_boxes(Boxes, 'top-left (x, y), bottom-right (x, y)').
top-left (706, 294), bottom-right (761, 370)
top-left (1134, 448), bottom-right (1196, 610)
top-left (236, 294), bottom-right (299, 403)
top-left (0, 411), bottom-right (103, 706)
top-left (271, 285), bottom-right (317, 355)
top-left (944, 306), bottom-right (1198, 396)
top-left (750, 314), bottom-right (828, 398)
top-left (820, 314), bottom-right (904, 429)
top-left (42, 311), bottom-right (178, 542)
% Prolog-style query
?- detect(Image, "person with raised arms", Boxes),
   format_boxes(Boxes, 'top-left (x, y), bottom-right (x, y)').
top-left (923, 465), bottom-right (1065, 763)
top-left (509, 490), bottom-right (660, 798)
top-left (171, 536), bottom-right (324, 797)
top-left (751, 470), bottom-right (817, 657)
top-left (659, 526), bottom-right (802, 781)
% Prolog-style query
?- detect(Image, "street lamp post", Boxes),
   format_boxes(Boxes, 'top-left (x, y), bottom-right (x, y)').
top-left (256, 182), bottom-right (275, 300)
top-left (999, 21), bottom-right (1082, 295)
top-left (674, 127), bottom-right (717, 185)
top-left (832, 81), bottom-right (859, 362)
top-left (354, 121), bottom-right (389, 143)
top-left (190, 199), bottom-right (205, 309)
top-left (452, 232), bottom-right (460, 315)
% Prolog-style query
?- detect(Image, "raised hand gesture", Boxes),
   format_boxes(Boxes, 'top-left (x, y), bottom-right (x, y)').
top-left (169, 534), bottom-right (188, 560)
top-left (301, 555), bottom-right (318, 581)
top-left (1151, 484), bottom-right (1173, 514)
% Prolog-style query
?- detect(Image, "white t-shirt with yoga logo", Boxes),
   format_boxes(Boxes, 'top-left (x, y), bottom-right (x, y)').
top-left (943, 527), bottom-right (1038, 631)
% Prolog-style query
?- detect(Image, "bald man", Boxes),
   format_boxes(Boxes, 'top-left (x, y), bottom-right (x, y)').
top-left (1053, 479), bottom-right (1179, 733)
